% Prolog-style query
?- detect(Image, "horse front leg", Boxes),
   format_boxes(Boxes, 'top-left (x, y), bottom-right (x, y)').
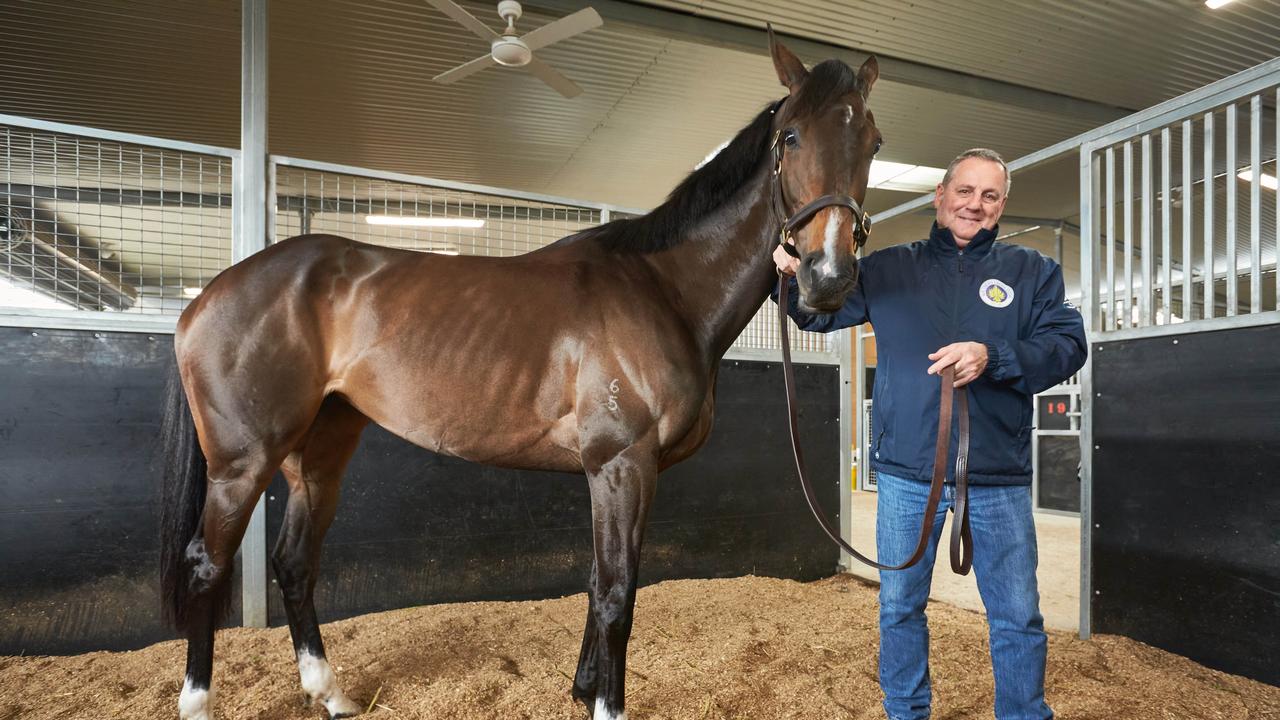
top-left (576, 441), bottom-right (657, 720)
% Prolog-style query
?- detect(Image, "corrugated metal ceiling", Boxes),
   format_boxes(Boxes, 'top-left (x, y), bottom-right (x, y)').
top-left (3, 0), bottom-right (1277, 211)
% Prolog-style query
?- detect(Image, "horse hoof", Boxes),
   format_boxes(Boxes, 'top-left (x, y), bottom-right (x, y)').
top-left (326, 694), bottom-right (364, 718)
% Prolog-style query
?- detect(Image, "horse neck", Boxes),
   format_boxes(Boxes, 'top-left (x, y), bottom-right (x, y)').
top-left (643, 165), bottom-right (780, 361)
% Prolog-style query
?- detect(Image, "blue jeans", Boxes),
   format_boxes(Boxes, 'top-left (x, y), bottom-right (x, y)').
top-left (876, 472), bottom-right (1052, 720)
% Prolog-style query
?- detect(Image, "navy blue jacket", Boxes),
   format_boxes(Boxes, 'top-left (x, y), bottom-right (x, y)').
top-left (774, 223), bottom-right (1088, 485)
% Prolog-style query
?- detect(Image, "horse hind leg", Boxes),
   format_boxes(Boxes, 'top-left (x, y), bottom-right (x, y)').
top-left (177, 449), bottom-right (285, 720)
top-left (273, 396), bottom-right (369, 718)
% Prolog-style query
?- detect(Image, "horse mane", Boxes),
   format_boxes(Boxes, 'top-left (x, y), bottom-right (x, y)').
top-left (573, 98), bottom-right (783, 254)
top-left (577, 59), bottom-right (861, 255)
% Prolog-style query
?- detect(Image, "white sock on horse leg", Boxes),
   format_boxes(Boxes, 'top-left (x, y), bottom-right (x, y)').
top-left (298, 651), bottom-right (362, 717)
top-left (178, 677), bottom-right (213, 720)
top-left (594, 696), bottom-right (627, 720)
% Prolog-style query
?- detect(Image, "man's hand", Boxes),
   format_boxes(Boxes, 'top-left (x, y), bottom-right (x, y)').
top-left (773, 242), bottom-right (800, 276)
top-left (927, 342), bottom-right (989, 387)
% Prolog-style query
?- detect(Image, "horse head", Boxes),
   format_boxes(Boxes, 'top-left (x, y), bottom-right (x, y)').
top-left (769, 28), bottom-right (880, 313)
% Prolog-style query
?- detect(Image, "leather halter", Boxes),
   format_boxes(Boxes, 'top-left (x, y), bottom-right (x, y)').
top-left (767, 119), bottom-right (872, 259)
top-left (777, 276), bottom-right (973, 575)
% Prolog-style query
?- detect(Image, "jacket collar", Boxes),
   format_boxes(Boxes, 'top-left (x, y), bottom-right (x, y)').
top-left (927, 221), bottom-right (999, 258)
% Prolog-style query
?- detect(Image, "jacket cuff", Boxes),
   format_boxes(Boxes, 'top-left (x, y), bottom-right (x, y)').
top-left (982, 341), bottom-right (1003, 380)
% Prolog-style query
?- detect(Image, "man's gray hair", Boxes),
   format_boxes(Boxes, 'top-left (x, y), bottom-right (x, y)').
top-left (942, 148), bottom-right (1011, 196)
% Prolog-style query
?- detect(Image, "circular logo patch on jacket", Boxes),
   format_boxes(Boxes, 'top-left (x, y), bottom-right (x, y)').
top-left (980, 279), bottom-right (1015, 308)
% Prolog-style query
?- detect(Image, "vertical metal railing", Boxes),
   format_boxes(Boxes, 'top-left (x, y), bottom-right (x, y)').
top-left (1082, 84), bottom-right (1279, 337)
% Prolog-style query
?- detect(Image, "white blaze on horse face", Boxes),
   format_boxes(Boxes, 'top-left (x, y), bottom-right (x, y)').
top-left (821, 209), bottom-right (840, 276)
top-left (595, 696), bottom-right (627, 720)
top-left (844, 104), bottom-right (854, 125)
top-left (298, 652), bottom-right (362, 717)
top-left (178, 677), bottom-right (212, 720)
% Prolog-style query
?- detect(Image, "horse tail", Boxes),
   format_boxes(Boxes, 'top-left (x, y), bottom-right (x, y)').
top-left (158, 365), bottom-right (224, 632)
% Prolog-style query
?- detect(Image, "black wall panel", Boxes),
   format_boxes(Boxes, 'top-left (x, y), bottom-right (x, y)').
top-left (1036, 435), bottom-right (1080, 513)
top-left (0, 328), bottom-right (840, 654)
top-left (1092, 323), bottom-right (1280, 686)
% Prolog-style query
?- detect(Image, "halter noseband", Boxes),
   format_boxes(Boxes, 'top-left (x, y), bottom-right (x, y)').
top-left (769, 108), bottom-right (873, 260)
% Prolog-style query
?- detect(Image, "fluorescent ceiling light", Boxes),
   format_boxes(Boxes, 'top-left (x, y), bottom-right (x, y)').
top-left (1236, 169), bottom-right (1278, 190)
top-left (1205, 0), bottom-right (1236, 8)
top-left (695, 140), bottom-right (945, 193)
top-left (365, 215), bottom-right (485, 228)
top-left (869, 160), bottom-right (946, 193)
top-left (182, 287), bottom-right (203, 298)
top-left (422, 247), bottom-right (460, 256)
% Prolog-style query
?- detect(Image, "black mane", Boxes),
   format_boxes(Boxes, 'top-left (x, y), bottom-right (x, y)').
top-left (578, 59), bottom-right (861, 254)
top-left (577, 98), bottom-right (783, 254)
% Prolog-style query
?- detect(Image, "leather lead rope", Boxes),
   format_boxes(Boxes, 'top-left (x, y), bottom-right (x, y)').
top-left (777, 274), bottom-right (972, 574)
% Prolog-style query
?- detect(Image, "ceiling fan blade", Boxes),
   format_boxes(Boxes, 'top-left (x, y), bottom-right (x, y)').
top-left (434, 52), bottom-right (499, 84)
top-left (423, 0), bottom-right (498, 41)
top-left (520, 7), bottom-right (603, 52)
top-left (526, 56), bottom-right (582, 98)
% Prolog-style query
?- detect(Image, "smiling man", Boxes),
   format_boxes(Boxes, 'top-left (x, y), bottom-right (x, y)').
top-left (773, 148), bottom-right (1087, 720)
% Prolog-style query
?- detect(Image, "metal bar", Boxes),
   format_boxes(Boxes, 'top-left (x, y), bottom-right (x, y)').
top-left (273, 155), bottom-right (647, 217)
top-left (1097, 309), bottom-right (1280, 342)
top-left (1105, 147), bottom-right (1115, 330)
top-left (873, 56), bottom-right (1280, 225)
top-left (1204, 112), bottom-right (1215, 320)
top-left (1276, 88), bottom-right (1279, 311)
top-left (1249, 95), bottom-right (1261, 314)
top-left (1182, 120), bottom-right (1194, 320)
top-left (838, 327), bottom-right (853, 572)
top-left (1123, 142), bottom-right (1134, 329)
top-left (1160, 128), bottom-right (1171, 323)
top-left (1140, 134), bottom-right (1153, 327)
top-left (0, 113), bottom-right (239, 159)
top-left (1079, 343), bottom-right (1095, 640)
top-left (721, 347), bottom-right (840, 365)
top-left (1082, 147), bottom-right (1101, 334)
top-left (1225, 103), bottom-right (1237, 316)
top-left (238, 0), bottom-right (269, 630)
top-left (0, 308), bottom-right (177, 333)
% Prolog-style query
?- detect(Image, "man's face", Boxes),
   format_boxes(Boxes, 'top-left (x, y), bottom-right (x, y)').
top-left (933, 158), bottom-right (1008, 246)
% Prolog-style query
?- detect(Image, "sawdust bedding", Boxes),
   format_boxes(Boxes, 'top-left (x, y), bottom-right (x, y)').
top-left (2, 574), bottom-right (1277, 719)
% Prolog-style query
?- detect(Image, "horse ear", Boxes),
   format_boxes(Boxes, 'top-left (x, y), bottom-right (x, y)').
top-left (767, 24), bottom-right (808, 93)
top-left (857, 55), bottom-right (879, 98)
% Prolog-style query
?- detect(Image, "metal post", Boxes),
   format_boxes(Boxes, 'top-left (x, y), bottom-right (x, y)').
top-left (236, 0), bottom-right (270, 629)
top-left (1078, 146), bottom-right (1099, 640)
top-left (1160, 128), bottom-right (1171, 323)
top-left (1203, 112), bottom-right (1215, 320)
top-left (1181, 120), bottom-right (1193, 319)
top-left (1249, 95), bottom-right (1261, 314)
top-left (1140, 134), bottom-right (1153, 327)
top-left (1225, 103), bottom-right (1237, 316)
top-left (838, 327), bottom-right (853, 572)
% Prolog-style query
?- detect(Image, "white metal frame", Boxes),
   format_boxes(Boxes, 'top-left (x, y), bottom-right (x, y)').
top-left (0, 113), bottom-right (238, 334)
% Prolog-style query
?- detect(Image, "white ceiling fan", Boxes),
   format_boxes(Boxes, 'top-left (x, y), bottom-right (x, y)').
top-left (426, 0), bottom-right (603, 98)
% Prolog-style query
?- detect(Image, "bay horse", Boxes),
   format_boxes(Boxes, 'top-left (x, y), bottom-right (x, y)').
top-left (160, 31), bottom-right (882, 720)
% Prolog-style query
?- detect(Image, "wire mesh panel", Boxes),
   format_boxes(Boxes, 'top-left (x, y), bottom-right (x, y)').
top-left (272, 159), bottom-right (834, 357)
top-left (1, 124), bottom-right (233, 317)
top-left (273, 165), bottom-right (600, 257)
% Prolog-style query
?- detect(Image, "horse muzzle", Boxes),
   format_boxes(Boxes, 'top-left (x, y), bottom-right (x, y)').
top-left (797, 252), bottom-right (858, 313)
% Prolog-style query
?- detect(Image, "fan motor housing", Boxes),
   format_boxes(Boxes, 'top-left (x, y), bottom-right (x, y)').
top-left (491, 36), bottom-right (532, 66)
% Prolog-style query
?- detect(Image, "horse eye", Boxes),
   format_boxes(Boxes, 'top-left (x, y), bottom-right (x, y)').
top-left (874, 140), bottom-right (883, 155)
top-left (783, 129), bottom-right (799, 147)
